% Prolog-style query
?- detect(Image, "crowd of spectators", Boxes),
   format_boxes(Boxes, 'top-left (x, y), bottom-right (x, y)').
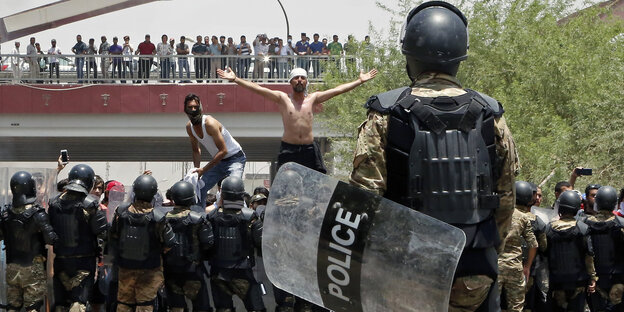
top-left (1, 32), bottom-right (374, 83)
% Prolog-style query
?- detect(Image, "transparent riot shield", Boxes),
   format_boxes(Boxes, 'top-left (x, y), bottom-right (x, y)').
top-left (263, 162), bottom-right (466, 312)
top-left (0, 167), bottom-right (58, 309)
top-left (106, 187), bottom-right (127, 223)
top-left (531, 206), bottom-right (559, 224)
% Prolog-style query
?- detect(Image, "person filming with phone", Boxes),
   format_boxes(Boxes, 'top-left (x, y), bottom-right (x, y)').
top-left (568, 167), bottom-right (600, 215)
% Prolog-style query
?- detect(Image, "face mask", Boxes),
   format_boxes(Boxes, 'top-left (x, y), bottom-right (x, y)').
top-left (185, 105), bottom-right (203, 125)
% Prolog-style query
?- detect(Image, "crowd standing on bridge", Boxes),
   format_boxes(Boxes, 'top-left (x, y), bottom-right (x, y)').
top-left (4, 1), bottom-right (624, 312)
top-left (1, 31), bottom-right (372, 84)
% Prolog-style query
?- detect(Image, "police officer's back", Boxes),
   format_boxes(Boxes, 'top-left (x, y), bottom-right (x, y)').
top-left (48, 164), bottom-right (107, 311)
top-left (109, 174), bottom-right (175, 312)
top-left (546, 190), bottom-right (597, 310)
top-left (163, 181), bottom-right (214, 312)
top-left (349, 2), bottom-right (518, 310)
top-left (0, 171), bottom-right (57, 311)
top-left (583, 186), bottom-right (624, 310)
top-left (207, 176), bottom-right (265, 312)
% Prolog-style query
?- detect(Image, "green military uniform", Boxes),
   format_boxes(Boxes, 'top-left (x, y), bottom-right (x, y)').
top-left (350, 73), bottom-right (519, 311)
top-left (548, 217), bottom-right (597, 310)
top-left (497, 205), bottom-right (538, 312)
top-left (522, 207), bottom-right (549, 312)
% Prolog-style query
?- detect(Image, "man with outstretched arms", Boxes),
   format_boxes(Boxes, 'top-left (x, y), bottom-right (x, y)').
top-left (218, 65), bottom-right (377, 174)
top-left (349, 2), bottom-right (518, 310)
top-left (163, 181), bottom-right (214, 312)
top-left (0, 171), bottom-right (57, 312)
top-left (583, 186), bottom-right (624, 311)
top-left (184, 93), bottom-right (246, 208)
top-left (48, 164), bottom-right (108, 312)
top-left (109, 174), bottom-right (175, 312)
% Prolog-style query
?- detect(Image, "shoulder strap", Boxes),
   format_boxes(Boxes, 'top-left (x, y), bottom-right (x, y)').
top-left (153, 208), bottom-right (166, 222)
top-left (365, 87), bottom-right (412, 114)
top-left (241, 207), bottom-right (255, 221)
top-left (82, 194), bottom-right (99, 210)
top-left (467, 89), bottom-right (504, 117)
top-left (188, 211), bottom-right (204, 224)
top-left (577, 220), bottom-right (589, 235)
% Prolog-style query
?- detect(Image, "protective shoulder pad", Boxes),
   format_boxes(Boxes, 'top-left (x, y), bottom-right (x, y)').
top-left (82, 194), bottom-right (99, 210)
top-left (241, 207), bottom-right (256, 221)
top-left (188, 211), bottom-right (204, 224)
top-left (22, 204), bottom-right (43, 218)
top-left (153, 208), bottom-right (166, 222)
top-left (364, 87), bottom-right (412, 114)
top-left (467, 89), bottom-right (504, 117)
top-left (533, 216), bottom-right (547, 233)
top-left (117, 203), bottom-right (131, 215)
top-left (207, 207), bottom-right (218, 220)
top-left (615, 215), bottom-right (624, 227)
top-left (577, 219), bottom-right (589, 235)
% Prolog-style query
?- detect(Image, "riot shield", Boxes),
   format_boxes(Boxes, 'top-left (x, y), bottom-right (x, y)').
top-left (531, 206), bottom-right (559, 224)
top-left (263, 162), bottom-right (466, 312)
top-left (106, 187), bottom-right (127, 223)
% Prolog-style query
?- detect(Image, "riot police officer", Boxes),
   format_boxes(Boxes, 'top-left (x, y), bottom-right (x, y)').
top-left (109, 174), bottom-right (175, 312)
top-left (207, 176), bottom-right (265, 312)
top-left (0, 171), bottom-right (57, 312)
top-left (545, 190), bottom-right (597, 311)
top-left (584, 186), bottom-right (624, 311)
top-left (48, 164), bottom-right (108, 312)
top-left (349, 1), bottom-right (518, 310)
top-left (163, 181), bottom-right (214, 312)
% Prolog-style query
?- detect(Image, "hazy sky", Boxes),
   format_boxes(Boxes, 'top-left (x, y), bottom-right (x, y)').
top-left (3, 0), bottom-right (397, 51)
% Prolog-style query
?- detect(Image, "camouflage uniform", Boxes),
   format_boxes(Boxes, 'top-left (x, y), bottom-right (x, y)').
top-left (523, 207), bottom-right (549, 312)
top-left (547, 217), bottom-right (597, 311)
top-left (350, 73), bottom-right (519, 311)
top-left (110, 202), bottom-right (171, 312)
top-left (497, 205), bottom-right (538, 312)
top-left (586, 210), bottom-right (624, 310)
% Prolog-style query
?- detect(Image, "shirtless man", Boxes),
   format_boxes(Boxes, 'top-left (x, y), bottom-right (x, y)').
top-left (217, 66), bottom-right (377, 173)
top-left (184, 93), bottom-right (246, 208)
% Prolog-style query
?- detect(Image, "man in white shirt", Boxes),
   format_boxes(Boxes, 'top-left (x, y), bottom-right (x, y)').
top-left (47, 39), bottom-right (62, 83)
top-left (184, 93), bottom-right (246, 208)
top-left (11, 42), bottom-right (22, 82)
top-left (253, 34), bottom-right (268, 80)
top-left (26, 37), bottom-right (38, 81)
top-left (156, 34), bottom-right (173, 82)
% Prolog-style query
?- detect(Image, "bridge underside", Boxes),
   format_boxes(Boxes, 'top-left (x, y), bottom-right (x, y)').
top-left (0, 136), bottom-right (289, 162)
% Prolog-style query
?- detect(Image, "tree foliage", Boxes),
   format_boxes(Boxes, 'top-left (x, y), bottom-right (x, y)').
top-left (317, 0), bottom-right (624, 206)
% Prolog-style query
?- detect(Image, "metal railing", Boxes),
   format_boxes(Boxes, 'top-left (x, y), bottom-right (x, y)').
top-left (0, 53), bottom-right (360, 84)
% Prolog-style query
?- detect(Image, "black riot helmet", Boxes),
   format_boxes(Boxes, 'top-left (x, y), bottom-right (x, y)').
top-left (515, 181), bottom-right (534, 207)
top-left (65, 164), bottom-right (95, 195)
top-left (595, 186), bottom-right (618, 211)
top-left (10, 171), bottom-right (37, 207)
top-left (557, 190), bottom-right (582, 216)
top-left (133, 174), bottom-right (158, 202)
top-left (401, 1), bottom-right (469, 80)
top-left (170, 181), bottom-right (196, 207)
top-left (221, 176), bottom-right (245, 201)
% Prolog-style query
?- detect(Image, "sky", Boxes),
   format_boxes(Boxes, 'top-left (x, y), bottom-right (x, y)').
top-left (2, 0), bottom-right (397, 51)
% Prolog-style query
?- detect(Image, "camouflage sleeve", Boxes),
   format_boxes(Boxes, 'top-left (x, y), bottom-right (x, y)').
top-left (523, 215), bottom-right (538, 249)
top-left (537, 232), bottom-right (547, 252)
top-left (349, 110), bottom-right (388, 195)
top-left (494, 116), bottom-right (519, 246)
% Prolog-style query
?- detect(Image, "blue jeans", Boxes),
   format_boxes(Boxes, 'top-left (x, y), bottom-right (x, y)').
top-left (160, 59), bottom-right (170, 80)
top-left (178, 59), bottom-right (190, 79)
top-left (199, 150), bottom-right (246, 208)
top-left (76, 57), bottom-right (85, 80)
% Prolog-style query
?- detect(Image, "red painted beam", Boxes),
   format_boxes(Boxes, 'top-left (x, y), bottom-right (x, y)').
top-left (0, 84), bottom-right (292, 114)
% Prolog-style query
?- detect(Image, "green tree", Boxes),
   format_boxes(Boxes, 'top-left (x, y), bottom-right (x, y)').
top-left (317, 0), bottom-right (624, 206)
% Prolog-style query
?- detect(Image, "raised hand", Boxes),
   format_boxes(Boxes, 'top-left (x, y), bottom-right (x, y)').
top-left (217, 66), bottom-right (237, 82)
top-left (359, 69), bottom-right (378, 83)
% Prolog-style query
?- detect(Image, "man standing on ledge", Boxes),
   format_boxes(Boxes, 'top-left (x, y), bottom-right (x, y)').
top-left (217, 66), bottom-right (377, 174)
top-left (184, 93), bottom-right (246, 209)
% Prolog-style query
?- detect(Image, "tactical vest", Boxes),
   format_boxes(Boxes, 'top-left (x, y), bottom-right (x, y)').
top-left (117, 204), bottom-right (163, 269)
top-left (546, 223), bottom-right (590, 288)
top-left (48, 193), bottom-right (98, 257)
top-left (585, 217), bottom-right (624, 276)
top-left (1, 205), bottom-right (47, 265)
top-left (209, 204), bottom-right (255, 269)
top-left (164, 211), bottom-right (203, 271)
top-left (367, 87), bottom-right (504, 278)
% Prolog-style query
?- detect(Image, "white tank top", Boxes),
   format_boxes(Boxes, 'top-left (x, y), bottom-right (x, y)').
top-left (190, 115), bottom-right (242, 158)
